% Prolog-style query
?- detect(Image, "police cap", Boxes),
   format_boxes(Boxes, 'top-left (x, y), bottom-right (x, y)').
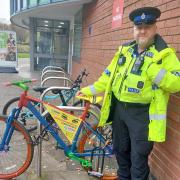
top-left (129, 7), bottom-right (161, 25)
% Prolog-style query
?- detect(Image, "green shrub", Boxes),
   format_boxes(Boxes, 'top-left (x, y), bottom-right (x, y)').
top-left (18, 53), bottom-right (30, 58)
top-left (17, 43), bottom-right (30, 53)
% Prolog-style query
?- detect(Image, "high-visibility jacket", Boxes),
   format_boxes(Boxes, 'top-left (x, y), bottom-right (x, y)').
top-left (80, 34), bottom-right (180, 142)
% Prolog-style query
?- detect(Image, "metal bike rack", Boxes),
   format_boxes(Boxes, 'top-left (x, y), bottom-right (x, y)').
top-left (37, 86), bottom-right (84, 177)
top-left (37, 66), bottom-right (76, 176)
top-left (41, 76), bottom-right (73, 88)
top-left (41, 66), bottom-right (65, 74)
top-left (41, 71), bottom-right (75, 110)
top-left (41, 70), bottom-right (69, 82)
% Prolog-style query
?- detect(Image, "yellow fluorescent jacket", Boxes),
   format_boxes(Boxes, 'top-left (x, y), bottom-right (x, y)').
top-left (81, 34), bottom-right (180, 142)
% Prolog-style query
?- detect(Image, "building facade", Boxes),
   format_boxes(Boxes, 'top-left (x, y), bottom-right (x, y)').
top-left (10, 0), bottom-right (180, 179)
top-left (10, 0), bottom-right (92, 72)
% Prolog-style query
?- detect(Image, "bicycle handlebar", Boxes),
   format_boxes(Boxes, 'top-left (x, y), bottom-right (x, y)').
top-left (76, 94), bottom-right (103, 104)
top-left (5, 69), bottom-right (88, 91)
top-left (5, 79), bottom-right (37, 91)
top-left (72, 69), bottom-right (89, 88)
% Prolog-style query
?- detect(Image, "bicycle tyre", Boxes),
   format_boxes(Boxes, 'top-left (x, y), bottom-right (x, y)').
top-left (2, 97), bottom-right (38, 132)
top-left (0, 116), bottom-right (34, 179)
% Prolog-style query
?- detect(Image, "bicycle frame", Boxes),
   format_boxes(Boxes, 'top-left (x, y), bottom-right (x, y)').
top-left (6, 68), bottom-right (88, 124)
top-left (21, 87), bottom-right (79, 120)
top-left (0, 90), bottom-right (112, 164)
top-left (43, 86), bottom-right (78, 103)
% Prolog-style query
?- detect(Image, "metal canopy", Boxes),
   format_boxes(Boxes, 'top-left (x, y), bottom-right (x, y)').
top-left (10, 0), bottom-right (92, 28)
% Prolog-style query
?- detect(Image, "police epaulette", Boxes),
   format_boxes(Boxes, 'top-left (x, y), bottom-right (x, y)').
top-left (122, 40), bottom-right (136, 47)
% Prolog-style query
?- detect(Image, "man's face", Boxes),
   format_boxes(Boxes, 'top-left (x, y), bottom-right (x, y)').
top-left (134, 24), bottom-right (157, 48)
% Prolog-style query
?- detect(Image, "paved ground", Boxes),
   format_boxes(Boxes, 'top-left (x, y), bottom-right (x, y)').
top-left (0, 59), bottom-right (96, 180)
top-left (0, 59), bottom-right (39, 109)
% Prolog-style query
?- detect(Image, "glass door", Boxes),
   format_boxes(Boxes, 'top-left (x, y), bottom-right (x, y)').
top-left (33, 19), bottom-right (69, 71)
top-left (53, 21), bottom-right (69, 70)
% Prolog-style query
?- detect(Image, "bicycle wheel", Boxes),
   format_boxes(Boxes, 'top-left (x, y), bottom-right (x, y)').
top-left (0, 116), bottom-right (34, 179)
top-left (2, 97), bottom-right (38, 132)
top-left (78, 125), bottom-right (118, 179)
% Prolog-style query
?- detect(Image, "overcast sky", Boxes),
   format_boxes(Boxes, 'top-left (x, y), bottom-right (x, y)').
top-left (0, 1), bottom-right (10, 22)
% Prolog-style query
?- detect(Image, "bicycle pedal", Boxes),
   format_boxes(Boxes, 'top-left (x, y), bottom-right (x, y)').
top-left (88, 171), bottom-right (103, 178)
top-left (81, 160), bottom-right (92, 169)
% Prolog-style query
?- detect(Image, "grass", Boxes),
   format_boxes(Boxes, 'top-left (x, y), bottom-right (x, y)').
top-left (18, 53), bottom-right (30, 59)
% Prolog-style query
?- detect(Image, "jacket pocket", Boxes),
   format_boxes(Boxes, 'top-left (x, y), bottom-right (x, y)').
top-left (123, 74), bottom-right (147, 96)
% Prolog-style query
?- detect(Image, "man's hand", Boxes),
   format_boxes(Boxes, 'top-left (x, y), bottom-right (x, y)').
top-left (75, 91), bottom-right (83, 96)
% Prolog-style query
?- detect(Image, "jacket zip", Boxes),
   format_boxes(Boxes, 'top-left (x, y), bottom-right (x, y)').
top-left (118, 57), bottom-right (134, 94)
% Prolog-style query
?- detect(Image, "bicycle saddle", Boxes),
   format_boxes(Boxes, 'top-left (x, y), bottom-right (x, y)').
top-left (33, 86), bottom-right (68, 95)
top-left (33, 86), bottom-right (49, 94)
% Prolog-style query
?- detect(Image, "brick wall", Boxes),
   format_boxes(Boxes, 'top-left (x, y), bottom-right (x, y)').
top-left (72, 0), bottom-right (180, 179)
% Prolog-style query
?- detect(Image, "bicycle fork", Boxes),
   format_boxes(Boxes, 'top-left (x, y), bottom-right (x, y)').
top-left (0, 111), bottom-right (16, 151)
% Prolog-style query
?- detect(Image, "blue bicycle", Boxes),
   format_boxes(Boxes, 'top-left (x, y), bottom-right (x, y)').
top-left (2, 69), bottom-right (90, 132)
top-left (0, 80), bottom-right (118, 179)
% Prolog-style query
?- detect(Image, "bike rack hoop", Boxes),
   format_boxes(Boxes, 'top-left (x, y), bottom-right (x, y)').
top-left (41, 70), bottom-right (70, 82)
top-left (40, 86), bottom-right (72, 100)
top-left (37, 85), bottom-right (83, 177)
top-left (42, 66), bottom-right (65, 74)
top-left (41, 77), bottom-right (73, 87)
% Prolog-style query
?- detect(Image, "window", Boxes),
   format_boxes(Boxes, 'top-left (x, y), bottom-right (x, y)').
top-left (21, 0), bottom-right (27, 9)
top-left (29, 0), bottom-right (37, 7)
top-left (35, 19), bottom-right (53, 54)
top-left (10, 0), bottom-right (15, 15)
top-left (73, 8), bottom-right (83, 60)
top-left (52, 0), bottom-right (65, 2)
top-left (39, 0), bottom-right (50, 5)
top-left (14, 0), bottom-right (18, 12)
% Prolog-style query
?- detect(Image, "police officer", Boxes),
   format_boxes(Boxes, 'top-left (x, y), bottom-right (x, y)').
top-left (79, 7), bottom-right (180, 180)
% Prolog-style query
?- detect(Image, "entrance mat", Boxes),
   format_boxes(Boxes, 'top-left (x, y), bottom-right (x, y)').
top-left (0, 67), bottom-right (18, 73)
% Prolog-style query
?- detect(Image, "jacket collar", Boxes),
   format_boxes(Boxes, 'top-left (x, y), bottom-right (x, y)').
top-left (154, 34), bottom-right (168, 52)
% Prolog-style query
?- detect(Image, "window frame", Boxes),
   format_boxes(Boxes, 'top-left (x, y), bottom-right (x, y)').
top-left (72, 8), bottom-right (83, 61)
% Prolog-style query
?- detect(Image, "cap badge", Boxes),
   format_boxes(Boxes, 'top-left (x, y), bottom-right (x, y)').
top-left (141, 13), bottom-right (146, 19)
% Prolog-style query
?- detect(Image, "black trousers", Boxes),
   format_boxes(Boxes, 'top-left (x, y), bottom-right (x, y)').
top-left (112, 98), bottom-right (154, 180)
